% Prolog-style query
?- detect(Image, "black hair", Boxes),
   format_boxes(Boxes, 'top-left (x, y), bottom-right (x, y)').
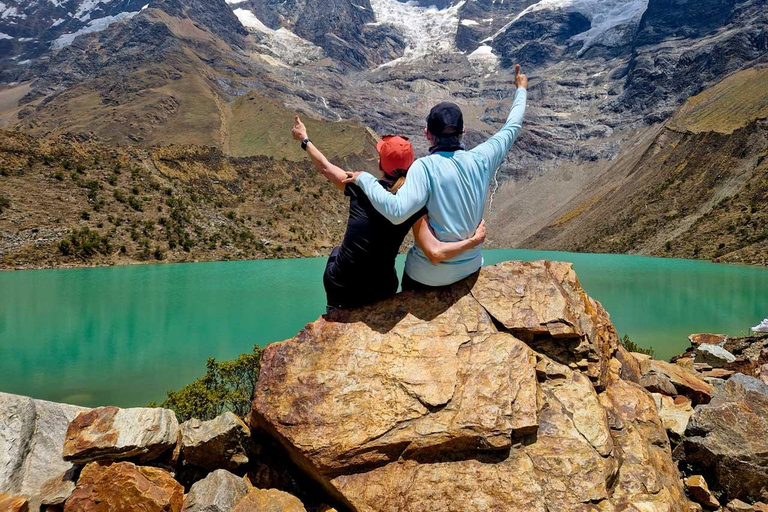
top-left (431, 133), bottom-right (464, 148)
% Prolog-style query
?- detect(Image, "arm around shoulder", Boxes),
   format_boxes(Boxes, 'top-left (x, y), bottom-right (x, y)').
top-left (414, 218), bottom-right (486, 264)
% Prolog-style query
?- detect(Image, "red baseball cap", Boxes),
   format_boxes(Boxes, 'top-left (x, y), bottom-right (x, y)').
top-left (377, 135), bottom-right (415, 176)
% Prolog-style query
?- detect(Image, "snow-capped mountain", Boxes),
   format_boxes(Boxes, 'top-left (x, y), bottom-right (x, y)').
top-left (1, 0), bottom-right (765, 188)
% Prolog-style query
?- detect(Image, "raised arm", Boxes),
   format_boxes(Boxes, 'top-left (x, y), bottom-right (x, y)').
top-left (345, 161), bottom-right (430, 225)
top-left (292, 115), bottom-right (347, 191)
top-left (413, 217), bottom-right (487, 264)
top-left (470, 64), bottom-right (528, 176)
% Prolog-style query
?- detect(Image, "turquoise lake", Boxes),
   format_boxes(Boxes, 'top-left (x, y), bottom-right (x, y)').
top-left (2, 249), bottom-right (767, 408)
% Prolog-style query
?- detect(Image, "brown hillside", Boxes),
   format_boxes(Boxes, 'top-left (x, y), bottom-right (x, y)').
top-left (522, 67), bottom-right (768, 266)
top-left (0, 129), bottom-right (377, 270)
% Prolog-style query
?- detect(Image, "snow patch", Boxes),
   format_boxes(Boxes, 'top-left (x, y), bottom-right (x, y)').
top-left (233, 8), bottom-right (324, 66)
top-left (0, 31), bottom-right (12, 39)
top-left (225, 0), bottom-right (247, 4)
top-left (486, 0), bottom-right (648, 54)
top-left (468, 44), bottom-right (499, 73)
top-left (53, 10), bottom-right (139, 49)
top-left (460, 19), bottom-right (478, 26)
top-left (1, 5), bottom-right (22, 18)
top-left (369, 0), bottom-right (466, 67)
top-left (50, 17), bottom-right (66, 27)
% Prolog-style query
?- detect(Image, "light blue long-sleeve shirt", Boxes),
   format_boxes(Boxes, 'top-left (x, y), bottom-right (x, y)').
top-left (355, 87), bottom-right (527, 286)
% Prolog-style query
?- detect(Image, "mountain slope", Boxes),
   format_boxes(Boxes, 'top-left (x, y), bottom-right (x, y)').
top-left (520, 66), bottom-right (768, 265)
top-left (0, 129), bottom-right (377, 269)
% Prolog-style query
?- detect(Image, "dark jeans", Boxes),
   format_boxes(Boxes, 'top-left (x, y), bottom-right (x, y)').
top-left (324, 247), bottom-right (398, 311)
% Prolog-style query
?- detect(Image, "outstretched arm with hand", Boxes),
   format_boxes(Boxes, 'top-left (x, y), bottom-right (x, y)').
top-left (413, 217), bottom-right (487, 264)
top-left (470, 64), bottom-right (528, 176)
top-left (292, 115), bottom-right (347, 192)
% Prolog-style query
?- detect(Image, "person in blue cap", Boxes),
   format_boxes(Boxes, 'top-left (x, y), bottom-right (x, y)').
top-left (344, 64), bottom-right (528, 290)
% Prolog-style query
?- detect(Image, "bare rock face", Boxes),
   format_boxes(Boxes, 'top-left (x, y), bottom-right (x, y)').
top-left (683, 374), bottom-right (768, 502)
top-left (468, 260), bottom-right (619, 386)
top-left (181, 412), bottom-right (251, 471)
top-left (251, 260), bottom-right (688, 512)
top-left (231, 488), bottom-right (306, 512)
top-left (0, 493), bottom-right (29, 512)
top-left (0, 392), bottom-right (85, 510)
top-left (182, 469), bottom-right (249, 512)
top-left (689, 334), bottom-right (728, 347)
top-left (62, 406), bottom-right (179, 464)
top-left (64, 461), bottom-right (183, 512)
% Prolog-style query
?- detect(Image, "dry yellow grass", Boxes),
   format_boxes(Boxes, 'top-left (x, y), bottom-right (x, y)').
top-left (670, 66), bottom-right (768, 134)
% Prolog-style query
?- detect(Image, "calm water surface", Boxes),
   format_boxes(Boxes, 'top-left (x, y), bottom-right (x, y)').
top-left (2, 249), bottom-right (767, 407)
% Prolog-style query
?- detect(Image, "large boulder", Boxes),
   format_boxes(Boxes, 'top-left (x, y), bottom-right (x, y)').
top-left (0, 392), bottom-right (85, 510)
top-left (181, 412), bottom-right (251, 471)
top-left (183, 469), bottom-right (249, 512)
top-left (694, 344), bottom-right (736, 368)
top-left (64, 461), bottom-right (184, 512)
top-left (62, 406), bottom-right (179, 463)
top-left (682, 374), bottom-right (768, 502)
top-left (251, 261), bottom-right (688, 512)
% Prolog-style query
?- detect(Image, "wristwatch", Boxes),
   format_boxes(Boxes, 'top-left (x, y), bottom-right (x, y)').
top-left (301, 138), bottom-right (311, 151)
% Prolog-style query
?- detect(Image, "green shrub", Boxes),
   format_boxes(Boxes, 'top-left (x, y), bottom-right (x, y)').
top-left (58, 228), bottom-right (111, 259)
top-left (620, 334), bottom-right (654, 358)
top-left (154, 345), bottom-right (263, 422)
top-left (0, 194), bottom-right (9, 214)
top-left (128, 195), bottom-right (143, 212)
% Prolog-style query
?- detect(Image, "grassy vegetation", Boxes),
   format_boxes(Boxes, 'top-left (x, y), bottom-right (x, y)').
top-left (0, 194), bottom-right (9, 214)
top-left (152, 345), bottom-right (263, 422)
top-left (620, 334), bottom-right (654, 358)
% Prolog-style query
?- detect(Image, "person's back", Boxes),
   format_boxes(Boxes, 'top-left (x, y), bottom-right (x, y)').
top-left (348, 64), bottom-right (528, 287)
top-left (402, 149), bottom-right (500, 285)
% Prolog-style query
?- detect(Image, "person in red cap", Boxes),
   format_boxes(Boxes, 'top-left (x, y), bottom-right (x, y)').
top-left (292, 116), bottom-right (486, 312)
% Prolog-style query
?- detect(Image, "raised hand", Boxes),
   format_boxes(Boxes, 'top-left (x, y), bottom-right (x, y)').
top-left (514, 64), bottom-right (528, 90)
top-left (292, 115), bottom-right (308, 141)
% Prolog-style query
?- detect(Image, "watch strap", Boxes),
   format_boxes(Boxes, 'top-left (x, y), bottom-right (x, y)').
top-left (301, 138), bottom-right (311, 151)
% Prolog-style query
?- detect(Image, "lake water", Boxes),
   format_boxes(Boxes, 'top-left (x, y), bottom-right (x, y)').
top-left (2, 249), bottom-right (767, 408)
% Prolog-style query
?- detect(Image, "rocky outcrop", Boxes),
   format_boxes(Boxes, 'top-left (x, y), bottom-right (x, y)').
top-left (251, 260), bottom-right (687, 512)
top-left (64, 461), bottom-right (184, 512)
top-left (639, 359), bottom-right (714, 405)
top-left (685, 475), bottom-right (721, 509)
top-left (231, 488), bottom-right (307, 512)
top-left (181, 412), bottom-right (251, 471)
top-left (0, 392), bottom-right (85, 510)
top-left (62, 406), bottom-right (179, 463)
top-left (0, 493), bottom-right (29, 512)
top-left (183, 470), bottom-right (249, 512)
top-left (682, 374), bottom-right (768, 502)
top-left (694, 344), bottom-right (736, 367)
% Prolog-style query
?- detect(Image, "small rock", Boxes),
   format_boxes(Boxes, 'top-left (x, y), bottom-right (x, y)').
top-left (689, 334), bottom-right (728, 347)
top-left (641, 372), bottom-right (677, 396)
top-left (631, 352), bottom-right (653, 362)
top-left (727, 499), bottom-right (755, 511)
top-left (695, 344), bottom-right (737, 368)
top-left (694, 363), bottom-right (713, 372)
top-left (687, 503), bottom-right (703, 512)
top-left (64, 461), bottom-right (183, 512)
top-left (703, 376), bottom-right (727, 389)
top-left (182, 469), bottom-right (248, 512)
top-left (701, 368), bottom-right (734, 379)
top-left (181, 412), bottom-right (250, 471)
top-left (63, 406), bottom-right (179, 463)
top-left (0, 493), bottom-right (29, 512)
top-left (753, 503), bottom-right (768, 512)
top-left (231, 489), bottom-right (306, 512)
top-left (684, 475), bottom-right (720, 508)
top-left (652, 393), bottom-right (693, 441)
top-left (318, 506), bottom-right (339, 512)
top-left (677, 357), bottom-right (696, 372)
top-left (641, 359), bottom-right (714, 405)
